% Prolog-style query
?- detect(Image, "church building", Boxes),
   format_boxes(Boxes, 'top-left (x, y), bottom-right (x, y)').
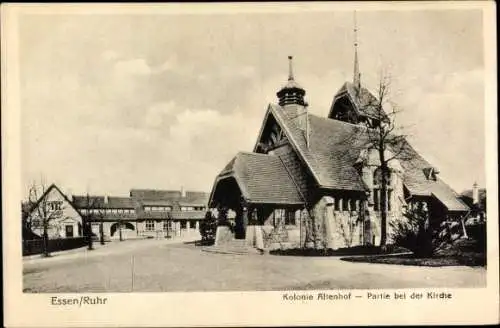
top-left (208, 46), bottom-right (469, 251)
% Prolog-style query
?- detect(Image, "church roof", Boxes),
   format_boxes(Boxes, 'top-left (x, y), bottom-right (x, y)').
top-left (328, 81), bottom-right (383, 120)
top-left (269, 104), bottom-right (468, 211)
top-left (216, 151), bottom-right (304, 205)
top-left (271, 103), bottom-right (367, 191)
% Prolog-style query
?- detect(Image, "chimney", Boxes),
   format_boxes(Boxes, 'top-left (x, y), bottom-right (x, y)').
top-left (472, 182), bottom-right (479, 205)
top-left (104, 195), bottom-right (109, 204)
top-left (181, 186), bottom-right (186, 198)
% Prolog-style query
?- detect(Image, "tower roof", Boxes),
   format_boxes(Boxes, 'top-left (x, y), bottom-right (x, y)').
top-left (276, 56), bottom-right (306, 106)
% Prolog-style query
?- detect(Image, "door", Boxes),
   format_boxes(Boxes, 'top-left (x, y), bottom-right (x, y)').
top-left (65, 225), bottom-right (74, 238)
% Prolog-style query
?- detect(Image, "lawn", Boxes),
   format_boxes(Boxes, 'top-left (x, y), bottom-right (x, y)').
top-left (23, 240), bottom-right (486, 293)
top-left (341, 253), bottom-right (486, 267)
top-left (341, 238), bottom-right (486, 267)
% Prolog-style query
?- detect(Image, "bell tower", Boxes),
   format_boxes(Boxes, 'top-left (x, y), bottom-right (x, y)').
top-left (276, 56), bottom-right (306, 106)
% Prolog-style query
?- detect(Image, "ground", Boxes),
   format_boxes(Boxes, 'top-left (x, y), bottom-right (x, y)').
top-left (23, 239), bottom-right (486, 292)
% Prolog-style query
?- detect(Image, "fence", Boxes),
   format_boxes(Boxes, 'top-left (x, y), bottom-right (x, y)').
top-left (23, 236), bottom-right (88, 256)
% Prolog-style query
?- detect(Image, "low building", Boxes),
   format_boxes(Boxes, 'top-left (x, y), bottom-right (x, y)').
top-left (72, 188), bottom-right (209, 240)
top-left (23, 185), bottom-right (209, 242)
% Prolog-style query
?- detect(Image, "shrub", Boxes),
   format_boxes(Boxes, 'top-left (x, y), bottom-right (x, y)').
top-left (390, 203), bottom-right (436, 257)
top-left (199, 211), bottom-right (217, 245)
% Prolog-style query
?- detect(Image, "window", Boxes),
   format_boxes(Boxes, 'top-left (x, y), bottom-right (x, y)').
top-left (373, 190), bottom-right (392, 212)
top-left (48, 201), bottom-right (62, 211)
top-left (342, 198), bottom-right (349, 211)
top-left (272, 209), bottom-right (286, 226)
top-left (285, 210), bottom-right (296, 225)
top-left (334, 198), bottom-right (340, 211)
top-left (373, 167), bottom-right (393, 212)
top-left (180, 221), bottom-right (187, 229)
top-left (350, 199), bottom-right (357, 211)
top-left (145, 220), bottom-right (155, 231)
top-left (373, 168), bottom-right (392, 186)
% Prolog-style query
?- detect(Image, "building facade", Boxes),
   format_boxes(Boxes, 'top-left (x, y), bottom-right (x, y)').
top-left (23, 184), bottom-right (84, 239)
top-left (208, 54), bottom-right (469, 251)
top-left (24, 185), bottom-right (209, 241)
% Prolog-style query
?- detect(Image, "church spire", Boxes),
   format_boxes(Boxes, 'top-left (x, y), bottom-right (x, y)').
top-left (288, 55), bottom-right (294, 81)
top-left (353, 11), bottom-right (361, 90)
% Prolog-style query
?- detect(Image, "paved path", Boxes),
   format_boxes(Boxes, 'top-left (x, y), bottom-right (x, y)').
top-left (23, 240), bottom-right (486, 292)
top-left (23, 237), bottom-right (189, 265)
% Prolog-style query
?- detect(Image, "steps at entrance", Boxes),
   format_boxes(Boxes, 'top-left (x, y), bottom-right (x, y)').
top-left (202, 239), bottom-right (263, 255)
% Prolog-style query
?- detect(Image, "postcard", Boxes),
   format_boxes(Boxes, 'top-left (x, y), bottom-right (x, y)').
top-left (2, 2), bottom-right (498, 327)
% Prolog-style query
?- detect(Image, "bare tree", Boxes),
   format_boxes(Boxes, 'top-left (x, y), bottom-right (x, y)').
top-left (80, 194), bottom-right (96, 250)
top-left (356, 73), bottom-right (414, 246)
top-left (79, 194), bottom-right (106, 246)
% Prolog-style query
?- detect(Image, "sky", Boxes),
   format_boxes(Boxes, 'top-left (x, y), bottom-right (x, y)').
top-left (18, 7), bottom-right (486, 197)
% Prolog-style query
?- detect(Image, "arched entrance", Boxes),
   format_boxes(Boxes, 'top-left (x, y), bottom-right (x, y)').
top-left (210, 177), bottom-right (247, 239)
top-left (110, 222), bottom-right (135, 239)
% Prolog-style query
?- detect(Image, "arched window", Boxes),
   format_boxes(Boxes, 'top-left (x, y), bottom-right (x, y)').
top-left (373, 168), bottom-right (392, 186)
top-left (373, 167), bottom-right (393, 212)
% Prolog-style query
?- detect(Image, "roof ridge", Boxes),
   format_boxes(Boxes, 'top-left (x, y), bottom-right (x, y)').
top-left (237, 151), bottom-right (273, 157)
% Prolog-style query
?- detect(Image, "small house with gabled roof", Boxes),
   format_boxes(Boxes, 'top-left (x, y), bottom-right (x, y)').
top-left (24, 184), bottom-right (84, 239)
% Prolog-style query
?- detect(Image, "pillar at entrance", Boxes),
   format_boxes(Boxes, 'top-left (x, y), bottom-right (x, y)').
top-left (241, 206), bottom-right (249, 239)
top-left (176, 222), bottom-right (181, 236)
top-left (195, 221), bottom-right (200, 230)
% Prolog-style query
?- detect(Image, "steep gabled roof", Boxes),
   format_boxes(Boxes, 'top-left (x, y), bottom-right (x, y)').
top-left (214, 151), bottom-right (304, 205)
top-left (25, 184), bottom-right (82, 217)
top-left (266, 103), bottom-right (468, 211)
top-left (270, 104), bottom-right (367, 191)
top-left (328, 81), bottom-right (387, 120)
top-left (399, 145), bottom-right (469, 211)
